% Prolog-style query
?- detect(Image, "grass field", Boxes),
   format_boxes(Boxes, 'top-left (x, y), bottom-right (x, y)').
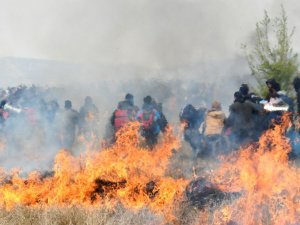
top-left (0, 204), bottom-right (212, 225)
top-left (0, 143), bottom-right (213, 225)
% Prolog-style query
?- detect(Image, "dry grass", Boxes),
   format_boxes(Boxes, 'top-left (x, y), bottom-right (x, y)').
top-left (0, 205), bottom-right (166, 225)
top-left (0, 204), bottom-right (212, 225)
top-left (0, 144), bottom-right (216, 225)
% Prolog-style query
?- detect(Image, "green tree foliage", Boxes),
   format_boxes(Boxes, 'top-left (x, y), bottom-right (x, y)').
top-left (243, 6), bottom-right (298, 96)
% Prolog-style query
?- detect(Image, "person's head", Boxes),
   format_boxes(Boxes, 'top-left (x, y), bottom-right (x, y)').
top-left (239, 84), bottom-right (249, 96)
top-left (0, 100), bottom-right (6, 109)
top-left (143, 96), bottom-right (152, 104)
top-left (125, 93), bottom-right (134, 105)
top-left (266, 78), bottom-right (280, 91)
top-left (65, 100), bottom-right (72, 110)
top-left (234, 91), bottom-right (244, 103)
top-left (84, 96), bottom-right (93, 105)
top-left (211, 101), bottom-right (221, 111)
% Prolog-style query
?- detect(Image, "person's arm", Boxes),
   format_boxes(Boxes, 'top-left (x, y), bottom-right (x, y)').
top-left (246, 100), bottom-right (263, 114)
top-left (110, 111), bottom-right (115, 126)
top-left (154, 110), bottom-right (161, 122)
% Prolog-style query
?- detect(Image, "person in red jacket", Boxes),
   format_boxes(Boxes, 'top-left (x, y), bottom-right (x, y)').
top-left (110, 94), bottom-right (138, 142)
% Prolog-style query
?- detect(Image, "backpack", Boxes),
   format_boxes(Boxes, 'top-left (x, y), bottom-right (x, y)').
top-left (140, 110), bottom-right (155, 130)
top-left (114, 109), bottom-right (132, 130)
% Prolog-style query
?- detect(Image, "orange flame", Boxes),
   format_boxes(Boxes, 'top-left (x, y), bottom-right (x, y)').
top-left (0, 122), bottom-right (188, 222)
top-left (209, 114), bottom-right (300, 224)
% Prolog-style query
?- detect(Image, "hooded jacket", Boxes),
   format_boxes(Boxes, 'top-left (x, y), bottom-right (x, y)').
top-left (203, 109), bottom-right (225, 136)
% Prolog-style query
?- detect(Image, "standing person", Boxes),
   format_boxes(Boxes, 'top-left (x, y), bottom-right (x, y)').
top-left (137, 96), bottom-right (161, 149)
top-left (239, 84), bottom-right (250, 101)
top-left (293, 77), bottom-right (300, 115)
top-left (60, 100), bottom-right (79, 150)
top-left (111, 99), bottom-right (136, 134)
top-left (180, 104), bottom-right (206, 157)
top-left (265, 78), bottom-right (292, 125)
top-left (79, 96), bottom-right (99, 138)
top-left (203, 101), bottom-right (226, 156)
top-left (106, 93), bottom-right (138, 145)
top-left (124, 93), bottom-right (139, 115)
top-left (226, 92), bottom-right (263, 146)
top-left (152, 100), bottom-right (168, 133)
top-left (0, 100), bottom-right (8, 130)
top-left (266, 78), bottom-right (281, 101)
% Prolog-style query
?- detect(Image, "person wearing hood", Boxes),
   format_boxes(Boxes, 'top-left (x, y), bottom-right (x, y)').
top-left (239, 84), bottom-right (263, 104)
top-left (137, 96), bottom-right (161, 148)
top-left (226, 92), bottom-right (263, 146)
top-left (180, 104), bottom-right (206, 156)
top-left (203, 101), bottom-right (226, 156)
top-left (264, 79), bottom-right (293, 125)
top-left (266, 78), bottom-right (281, 101)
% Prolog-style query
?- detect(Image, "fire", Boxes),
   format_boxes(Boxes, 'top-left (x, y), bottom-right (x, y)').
top-left (0, 122), bottom-right (188, 222)
top-left (209, 115), bottom-right (300, 224)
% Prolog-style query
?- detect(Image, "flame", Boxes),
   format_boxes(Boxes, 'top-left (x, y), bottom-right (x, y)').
top-left (0, 122), bottom-right (188, 222)
top-left (208, 114), bottom-right (300, 224)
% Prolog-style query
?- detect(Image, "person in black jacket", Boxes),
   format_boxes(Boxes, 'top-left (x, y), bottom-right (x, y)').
top-left (293, 77), bottom-right (300, 114)
top-left (180, 104), bottom-right (206, 156)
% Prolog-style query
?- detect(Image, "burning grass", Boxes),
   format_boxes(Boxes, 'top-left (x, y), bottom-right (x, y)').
top-left (1, 116), bottom-right (300, 224)
top-left (0, 123), bottom-right (189, 224)
top-left (208, 115), bottom-right (300, 224)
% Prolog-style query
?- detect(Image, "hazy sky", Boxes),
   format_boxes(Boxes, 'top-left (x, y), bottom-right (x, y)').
top-left (0, 0), bottom-right (298, 70)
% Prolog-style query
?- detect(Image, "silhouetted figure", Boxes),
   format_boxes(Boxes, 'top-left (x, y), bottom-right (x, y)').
top-left (203, 101), bottom-right (226, 156)
top-left (137, 96), bottom-right (161, 149)
top-left (226, 92), bottom-right (263, 146)
top-left (180, 104), bottom-right (206, 156)
top-left (293, 77), bottom-right (300, 114)
top-left (79, 96), bottom-right (99, 138)
top-left (60, 100), bottom-right (79, 150)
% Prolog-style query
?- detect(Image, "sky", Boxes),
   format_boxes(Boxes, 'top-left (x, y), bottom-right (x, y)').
top-left (0, 0), bottom-right (298, 70)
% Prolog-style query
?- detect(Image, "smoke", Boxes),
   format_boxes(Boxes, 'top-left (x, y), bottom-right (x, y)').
top-left (0, 0), bottom-right (299, 173)
top-left (0, 0), bottom-right (296, 66)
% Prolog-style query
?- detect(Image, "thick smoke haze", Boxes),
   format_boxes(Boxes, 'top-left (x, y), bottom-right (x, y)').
top-left (0, 0), bottom-right (298, 103)
top-left (0, 0), bottom-right (299, 172)
top-left (0, 0), bottom-right (298, 70)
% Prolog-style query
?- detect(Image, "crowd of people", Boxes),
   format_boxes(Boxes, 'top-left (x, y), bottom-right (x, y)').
top-left (0, 85), bottom-right (100, 153)
top-left (180, 78), bottom-right (300, 158)
top-left (109, 94), bottom-right (168, 148)
top-left (0, 77), bottom-right (299, 158)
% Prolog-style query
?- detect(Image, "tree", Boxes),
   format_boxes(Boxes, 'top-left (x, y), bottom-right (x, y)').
top-left (243, 6), bottom-right (298, 96)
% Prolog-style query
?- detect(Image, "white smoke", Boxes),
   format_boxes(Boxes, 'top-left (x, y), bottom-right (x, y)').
top-left (0, 0), bottom-right (298, 172)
